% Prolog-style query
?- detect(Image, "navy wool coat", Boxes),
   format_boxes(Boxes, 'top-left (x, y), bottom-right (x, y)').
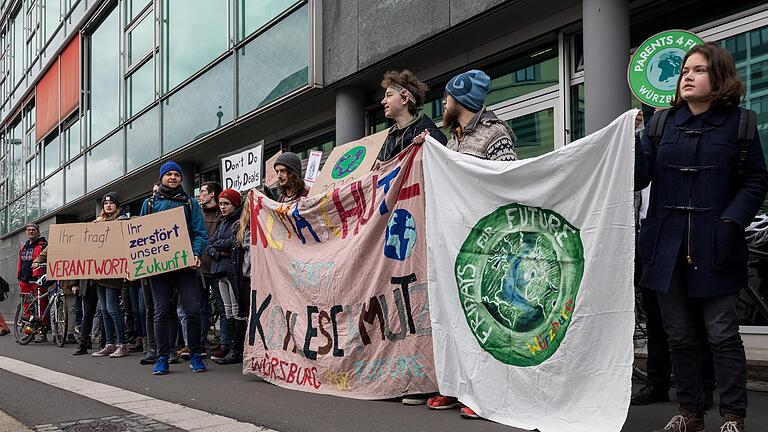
top-left (635, 103), bottom-right (768, 297)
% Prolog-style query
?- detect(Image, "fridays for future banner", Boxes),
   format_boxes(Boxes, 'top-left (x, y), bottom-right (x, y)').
top-left (244, 145), bottom-right (437, 399)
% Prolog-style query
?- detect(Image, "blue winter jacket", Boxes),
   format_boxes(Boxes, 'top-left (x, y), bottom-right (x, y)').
top-left (139, 190), bottom-right (209, 258)
top-left (635, 103), bottom-right (768, 297)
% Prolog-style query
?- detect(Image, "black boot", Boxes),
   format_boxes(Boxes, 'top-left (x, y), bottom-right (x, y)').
top-left (73, 342), bottom-right (88, 355)
top-left (215, 350), bottom-right (243, 365)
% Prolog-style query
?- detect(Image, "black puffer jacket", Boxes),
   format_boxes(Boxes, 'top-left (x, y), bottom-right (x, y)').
top-left (377, 113), bottom-right (447, 161)
top-left (205, 206), bottom-right (242, 276)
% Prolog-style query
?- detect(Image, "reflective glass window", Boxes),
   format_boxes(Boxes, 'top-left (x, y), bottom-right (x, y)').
top-left (163, 0), bottom-right (228, 91)
top-left (238, 5), bottom-right (308, 114)
top-left (63, 118), bottom-right (80, 161)
top-left (0, 207), bottom-right (6, 235)
top-left (26, 185), bottom-right (39, 221)
top-left (86, 131), bottom-right (124, 192)
top-left (65, 155), bottom-right (84, 203)
top-left (13, 12), bottom-right (23, 83)
top-left (506, 108), bottom-right (555, 160)
top-left (163, 55), bottom-right (233, 152)
top-left (128, 12), bottom-right (153, 66)
top-left (88, 7), bottom-right (120, 144)
top-left (44, 0), bottom-right (61, 42)
top-left (9, 198), bottom-right (24, 230)
top-left (128, 58), bottom-right (154, 116)
top-left (484, 49), bottom-right (559, 107)
top-left (239, 0), bottom-right (298, 39)
top-left (40, 168), bottom-right (62, 215)
top-left (570, 84), bottom-right (585, 142)
top-left (43, 132), bottom-right (59, 177)
top-left (126, 0), bottom-right (151, 25)
top-left (126, 105), bottom-right (159, 171)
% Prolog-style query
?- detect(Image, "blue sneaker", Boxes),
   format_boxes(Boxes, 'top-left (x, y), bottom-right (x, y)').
top-left (152, 355), bottom-right (169, 375)
top-left (190, 353), bottom-right (207, 373)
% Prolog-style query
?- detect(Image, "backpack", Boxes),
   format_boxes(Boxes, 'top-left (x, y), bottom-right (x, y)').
top-left (145, 194), bottom-right (195, 224)
top-left (646, 107), bottom-right (757, 176)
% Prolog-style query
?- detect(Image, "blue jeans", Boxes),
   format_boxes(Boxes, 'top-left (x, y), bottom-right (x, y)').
top-left (150, 269), bottom-right (203, 356)
top-left (96, 285), bottom-right (126, 345)
top-left (128, 282), bottom-right (146, 337)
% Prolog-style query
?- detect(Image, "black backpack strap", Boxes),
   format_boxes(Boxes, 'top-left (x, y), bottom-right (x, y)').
top-left (147, 196), bottom-right (155, 214)
top-left (646, 108), bottom-right (672, 151)
top-left (737, 108), bottom-right (757, 176)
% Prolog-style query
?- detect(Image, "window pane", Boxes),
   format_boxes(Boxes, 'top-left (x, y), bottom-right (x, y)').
top-left (40, 168), bottom-right (63, 215)
top-left (65, 155), bottom-right (84, 203)
top-left (127, 105), bottom-right (159, 171)
top-left (0, 207), bottom-right (6, 235)
top-left (9, 198), bottom-right (24, 230)
top-left (751, 60), bottom-right (768, 94)
top-left (128, 58), bottom-right (154, 116)
top-left (44, 132), bottom-right (59, 177)
top-left (239, 0), bottom-right (297, 39)
top-left (506, 108), bottom-right (555, 160)
top-left (64, 118), bottom-right (80, 161)
top-left (485, 50), bottom-right (559, 107)
top-left (126, 0), bottom-right (151, 25)
top-left (570, 84), bottom-right (585, 142)
top-left (88, 7), bottom-right (120, 143)
top-left (164, 0), bottom-right (228, 91)
top-left (44, 0), bottom-right (61, 42)
top-left (128, 12), bottom-right (153, 66)
top-left (26, 185), bottom-right (39, 221)
top-left (163, 55), bottom-right (232, 153)
top-left (13, 13), bottom-right (23, 83)
top-left (238, 6), bottom-right (308, 114)
top-left (87, 131), bottom-right (124, 192)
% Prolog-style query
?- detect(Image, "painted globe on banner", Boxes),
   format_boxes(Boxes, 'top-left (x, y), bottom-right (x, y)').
top-left (384, 209), bottom-right (417, 261)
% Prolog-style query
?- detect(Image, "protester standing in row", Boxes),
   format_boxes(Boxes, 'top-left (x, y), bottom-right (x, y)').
top-left (91, 193), bottom-right (130, 358)
top-left (636, 43), bottom-right (768, 432)
top-left (17, 223), bottom-right (48, 342)
top-left (217, 192), bottom-right (252, 365)
top-left (142, 161), bottom-right (209, 375)
top-left (426, 69), bottom-right (517, 419)
top-left (198, 181), bottom-right (225, 359)
top-left (274, 152), bottom-right (309, 202)
top-left (377, 69), bottom-right (447, 161)
top-left (205, 188), bottom-right (243, 362)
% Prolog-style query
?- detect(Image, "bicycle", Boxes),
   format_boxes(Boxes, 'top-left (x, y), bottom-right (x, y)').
top-left (12, 266), bottom-right (68, 347)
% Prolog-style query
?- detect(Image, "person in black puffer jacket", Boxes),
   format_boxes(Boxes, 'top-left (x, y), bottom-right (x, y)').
top-left (204, 188), bottom-right (243, 361)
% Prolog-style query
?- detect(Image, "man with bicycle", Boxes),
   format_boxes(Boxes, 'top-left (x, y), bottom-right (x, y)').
top-left (17, 223), bottom-right (48, 342)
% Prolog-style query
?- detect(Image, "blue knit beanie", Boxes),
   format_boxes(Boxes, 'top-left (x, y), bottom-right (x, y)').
top-left (445, 69), bottom-right (491, 113)
top-left (159, 160), bottom-right (183, 180)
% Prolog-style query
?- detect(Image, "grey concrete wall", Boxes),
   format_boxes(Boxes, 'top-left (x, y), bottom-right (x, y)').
top-left (323, 0), bottom-right (512, 86)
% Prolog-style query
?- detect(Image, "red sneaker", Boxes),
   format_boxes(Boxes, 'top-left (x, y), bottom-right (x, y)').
top-left (427, 395), bottom-right (460, 410)
top-left (210, 346), bottom-right (230, 361)
top-left (461, 407), bottom-right (481, 419)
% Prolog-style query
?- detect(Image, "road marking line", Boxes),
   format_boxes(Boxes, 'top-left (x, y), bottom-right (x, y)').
top-left (0, 356), bottom-right (276, 432)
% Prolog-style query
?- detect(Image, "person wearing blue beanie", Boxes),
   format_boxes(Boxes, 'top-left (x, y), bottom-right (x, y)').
top-left (159, 160), bottom-right (183, 180)
top-left (441, 69), bottom-right (518, 163)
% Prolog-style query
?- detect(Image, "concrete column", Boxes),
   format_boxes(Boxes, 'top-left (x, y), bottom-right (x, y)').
top-left (583, 0), bottom-right (630, 134)
top-left (335, 87), bottom-right (366, 145)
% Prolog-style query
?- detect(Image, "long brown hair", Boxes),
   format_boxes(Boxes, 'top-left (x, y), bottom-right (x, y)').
top-left (236, 191), bottom-right (251, 247)
top-left (672, 42), bottom-right (743, 109)
top-left (278, 170), bottom-right (306, 199)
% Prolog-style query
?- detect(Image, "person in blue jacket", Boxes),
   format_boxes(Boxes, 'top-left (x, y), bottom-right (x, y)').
top-left (636, 43), bottom-right (768, 432)
top-left (140, 161), bottom-right (209, 375)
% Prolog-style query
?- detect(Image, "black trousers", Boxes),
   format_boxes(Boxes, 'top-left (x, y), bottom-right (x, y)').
top-left (658, 259), bottom-right (748, 417)
top-left (142, 279), bottom-right (155, 350)
top-left (79, 285), bottom-right (98, 348)
top-left (232, 277), bottom-right (250, 354)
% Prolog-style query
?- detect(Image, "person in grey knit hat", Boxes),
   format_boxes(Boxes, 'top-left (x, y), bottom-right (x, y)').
top-left (273, 152), bottom-right (308, 202)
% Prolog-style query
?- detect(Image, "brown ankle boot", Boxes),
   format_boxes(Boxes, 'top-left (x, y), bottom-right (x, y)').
top-left (721, 414), bottom-right (745, 432)
top-left (656, 408), bottom-right (705, 432)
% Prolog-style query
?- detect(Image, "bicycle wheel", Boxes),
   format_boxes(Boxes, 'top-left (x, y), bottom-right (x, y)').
top-left (13, 300), bottom-right (35, 345)
top-left (52, 296), bottom-right (68, 347)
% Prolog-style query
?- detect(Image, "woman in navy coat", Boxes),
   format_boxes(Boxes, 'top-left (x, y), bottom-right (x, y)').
top-left (636, 43), bottom-right (768, 432)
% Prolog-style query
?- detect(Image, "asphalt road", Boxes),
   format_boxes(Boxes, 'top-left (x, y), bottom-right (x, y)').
top-left (1, 336), bottom-right (766, 431)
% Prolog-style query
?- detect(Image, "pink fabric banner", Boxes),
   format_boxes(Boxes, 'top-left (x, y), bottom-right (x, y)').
top-left (244, 145), bottom-right (437, 399)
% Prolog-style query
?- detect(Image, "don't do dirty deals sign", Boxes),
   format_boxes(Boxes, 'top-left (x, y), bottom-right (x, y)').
top-left (246, 145), bottom-right (436, 399)
top-left (46, 207), bottom-right (193, 281)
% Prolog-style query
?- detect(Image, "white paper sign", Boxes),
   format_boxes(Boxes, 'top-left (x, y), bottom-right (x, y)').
top-left (303, 150), bottom-right (323, 184)
top-left (221, 141), bottom-right (263, 191)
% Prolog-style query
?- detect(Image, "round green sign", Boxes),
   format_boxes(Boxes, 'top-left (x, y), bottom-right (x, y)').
top-left (455, 204), bottom-right (584, 366)
top-left (627, 30), bottom-right (704, 108)
top-left (331, 146), bottom-right (367, 180)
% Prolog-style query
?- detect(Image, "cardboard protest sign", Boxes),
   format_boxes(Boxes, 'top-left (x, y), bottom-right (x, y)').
top-left (303, 150), bottom-right (323, 185)
top-left (245, 143), bottom-right (436, 399)
top-left (264, 151), bottom-right (282, 188)
top-left (46, 207), bottom-right (193, 281)
top-left (46, 221), bottom-right (128, 280)
top-left (221, 141), bottom-right (264, 191)
top-left (308, 130), bottom-right (386, 195)
top-left (123, 207), bottom-right (194, 280)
